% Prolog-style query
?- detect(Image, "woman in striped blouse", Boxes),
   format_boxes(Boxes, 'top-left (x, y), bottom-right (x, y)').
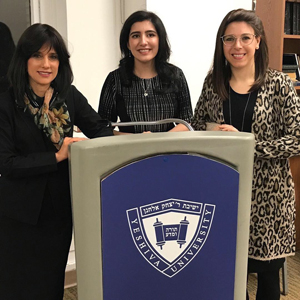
top-left (98, 10), bottom-right (192, 134)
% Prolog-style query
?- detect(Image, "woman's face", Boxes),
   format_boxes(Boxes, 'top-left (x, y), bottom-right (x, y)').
top-left (222, 21), bottom-right (260, 72)
top-left (127, 20), bottom-right (159, 65)
top-left (27, 44), bottom-right (59, 95)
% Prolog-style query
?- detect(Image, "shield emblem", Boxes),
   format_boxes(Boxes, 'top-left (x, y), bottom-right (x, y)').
top-left (127, 198), bottom-right (215, 277)
top-left (101, 154), bottom-right (239, 300)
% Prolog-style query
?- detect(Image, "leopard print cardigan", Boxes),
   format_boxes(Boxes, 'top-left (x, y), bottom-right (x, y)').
top-left (191, 69), bottom-right (300, 260)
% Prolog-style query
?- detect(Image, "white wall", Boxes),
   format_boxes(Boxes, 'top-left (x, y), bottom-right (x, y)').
top-left (123, 0), bottom-right (146, 21)
top-left (65, 0), bottom-right (121, 111)
top-left (146, 0), bottom-right (252, 108)
top-left (38, 0), bottom-right (68, 40)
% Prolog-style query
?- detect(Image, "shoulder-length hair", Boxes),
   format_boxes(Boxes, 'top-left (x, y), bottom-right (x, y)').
top-left (119, 10), bottom-right (175, 88)
top-left (210, 9), bottom-right (269, 100)
top-left (8, 23), bottom-right (73, 105)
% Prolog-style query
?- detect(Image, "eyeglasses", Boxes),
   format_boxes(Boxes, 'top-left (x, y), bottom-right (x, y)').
top-left (221, 34), bottom-right (256, 46)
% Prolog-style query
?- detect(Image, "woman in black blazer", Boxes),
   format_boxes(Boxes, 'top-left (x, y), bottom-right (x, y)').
top-left (0, 24), bottom-right (113, 299)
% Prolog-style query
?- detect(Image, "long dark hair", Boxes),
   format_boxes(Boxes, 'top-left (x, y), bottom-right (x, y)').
top-left (210, 9), bottom-right (269, 100)
top-left (119, 10), bottom-right (181, 93)
top-left (8, 23), bottom-right (73, 105)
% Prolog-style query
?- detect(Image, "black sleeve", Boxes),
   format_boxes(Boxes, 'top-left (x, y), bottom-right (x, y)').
top-left (98, 72), bottom-right (118, 122)
top-left (176, 68), bottom-right (193, 122)
top-left (70, 86), bottom-right (113, 138)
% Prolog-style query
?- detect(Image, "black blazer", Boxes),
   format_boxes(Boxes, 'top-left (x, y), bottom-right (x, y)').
top-left (0, 85), bottom-right (113, 224)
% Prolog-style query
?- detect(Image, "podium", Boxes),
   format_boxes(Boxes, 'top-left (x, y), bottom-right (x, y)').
top-left (69, 131), bottom-right (254, 300)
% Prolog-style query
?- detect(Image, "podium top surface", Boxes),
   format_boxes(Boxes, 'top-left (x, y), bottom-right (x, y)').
top-left (69, 131), bottom-right (255, 175)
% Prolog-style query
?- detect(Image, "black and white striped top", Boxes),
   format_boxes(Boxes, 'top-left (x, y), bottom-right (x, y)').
top-left (98, 67), bottom-right (192, 133)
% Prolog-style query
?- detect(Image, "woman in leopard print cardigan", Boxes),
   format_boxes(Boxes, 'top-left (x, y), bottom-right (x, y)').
top-left (191, 9), bottom-right (300, 300)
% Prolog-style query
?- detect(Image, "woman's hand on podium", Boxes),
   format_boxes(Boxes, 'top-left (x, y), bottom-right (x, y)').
top-left (219, 124), bottom-right (239, 132)
top-left (55, 137), bottom-right (88, 162)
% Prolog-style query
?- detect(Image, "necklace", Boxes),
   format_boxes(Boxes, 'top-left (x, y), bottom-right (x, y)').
top-left (141, 79), bottom-right (151, 97)
top-left (228, 88), bottom-right (251, 132)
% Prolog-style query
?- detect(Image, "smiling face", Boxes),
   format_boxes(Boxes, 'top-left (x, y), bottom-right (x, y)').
top-left (223, 21), bottom-right (260, 72)
top-left (27, 44), bottom-right (59, 96)
top-left (127, 20), bottom-right (159, 66)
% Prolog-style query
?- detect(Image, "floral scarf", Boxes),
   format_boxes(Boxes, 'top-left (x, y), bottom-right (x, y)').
top-left (24, 86), bottom-right (71, 150)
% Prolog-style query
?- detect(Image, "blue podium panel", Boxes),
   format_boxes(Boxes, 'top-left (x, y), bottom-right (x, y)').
top-left (101, 154), bottom-right (239, 300)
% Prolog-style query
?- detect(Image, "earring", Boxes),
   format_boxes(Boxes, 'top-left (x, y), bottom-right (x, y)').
top-left (256, 46), bottom-right (259, 50)
top-left (129, 50), bottom-right (132, 57)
